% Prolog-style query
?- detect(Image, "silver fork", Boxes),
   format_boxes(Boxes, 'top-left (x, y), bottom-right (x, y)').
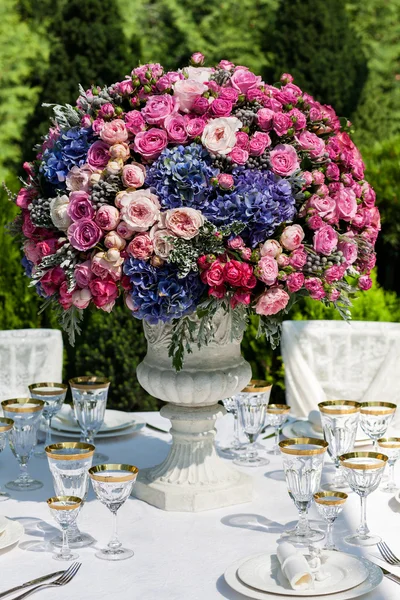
top-left (11, 562), bottom-right (81, 600)
top-left (378, 542), bottom-right (400, 565)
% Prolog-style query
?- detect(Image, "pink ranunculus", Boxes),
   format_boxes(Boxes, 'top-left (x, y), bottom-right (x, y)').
top-left (235, 131), bottom-right (250, 150)
top-left (277, 253), bottom-right (290, 267)
top-left (124, 110), bottom-right (146, 135)
top-left (287, 108), bottom-right (307, 131)
top-left (173, 78), bottom-right (207, 113)
top-left (249, 132), bottom-right (271, 156)
top-left (100, 119), bottom-right (128, 145)
top-left (273, 112), bottom-right (292, 136)
top-left (333, 186), bottom-right (357, 221)
top-left (256, 255), bottom-right (279, 286)
top-left (16, 187), bottom-right (36, 208)
top-left (40, 267), bottom-right (66, 296)
top-left (74, 260), bottom-right (93, 288)
top-left (269, 144), bottom-right (299, 176)
top-left (116, 221), bottom-right (135, 240)
top-left (358, 275), bottom-right (372, 291)
top-left (164, 114), bottom-right (187, 143)
top-left (255, 287), bottom-right (290, 316)
top-left (307, 215), bottom-right (324, 230)
top-left (121, 163), bottom-right (146, 188)
top-left (58, 281), bottom-right (73, 310)
top-left (362, 182), bottom-right (376, 208)
top-left (133, 128), bottom-right (168, 160)
top-left (165, 207), bottom-right (204, 240)
top-left (109, 143), bottom-right (130, 161)
top-left (127, 233), bottom-right (154, 260)
top-left (95, 205), bottom-right (120, 231)
top-left (326, 163), bottom-right (340, 181)
top-left (280, 224), bottom-right (305, 251)
top-left (260, 239), bottom-right (282, 258)
top-left (338, 240), bottom-right (357, 265)
top-left (287, 272), bottom-right (305, 293)
top-left (104, 231), bottom-right (126, 251)
top-left (185, 117), bottom-right (206, 138)
top-left (67, 218), bottom-right (102, 251)
top-left (67, 191), bottom-right (95, 222)
top-left (120, 189), bottom-right (160, 232)
top-left (313, 225), bottom-right (338, 256)
top-left (91, 250), bottom-right (123, 282)
top-left (217, 173), bottom-right (234, 189)
top-left (227, 236), bottom-right (245, 250)
top-left (141, 94), bottom-right (178, 126)
top-left (308, 195), bottom-right (336, 221)
top-left (296, 131), bottom-right (326, 158)
top-left (191, 96), bottom-right (209, 115)
top-left (257, 108), bottom-right (275, 131)
top-left (66, 164), bottom-right (93, 192)
top-left (206, 260), bottom-right (225, 287)
top-left (229, 147), bottom-right (248, 165)
top-left (230, 67), bottom-right (261, 93)
top-left (219, 88), bottom-right (239, 103)
top-left (201, 117), bottom-right (242, 155)
top-left (87, 141), bottom-right (110, 169)
top-left (289, 247), bottom-right (307, 269)
top-left (305, 277), bottom-right (326, 300)
top-left (72, 288), bottom-right (92, 309)
top-left (89, 277), bottom-right (119, 310)
top-left (209, 98), bottom-right (233, 117)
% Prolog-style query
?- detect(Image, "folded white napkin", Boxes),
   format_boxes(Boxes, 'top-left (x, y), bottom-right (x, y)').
top-left (277, 542), bottom-right (314, 590)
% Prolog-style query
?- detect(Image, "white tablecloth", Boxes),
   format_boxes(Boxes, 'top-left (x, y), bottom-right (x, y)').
top-left (1, 411), bottom-right (400, 600)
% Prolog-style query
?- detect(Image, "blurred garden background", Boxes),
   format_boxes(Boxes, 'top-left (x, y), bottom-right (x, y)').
top-left (1, 0), bottom-right (399, 409)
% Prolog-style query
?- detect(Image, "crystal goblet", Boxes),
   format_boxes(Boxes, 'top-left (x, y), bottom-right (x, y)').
top-left (359, 402), bottom-right (396, 451)
top-left (233, 381), bottom-right (271, 467)
top-left (2, 399), bottom-right (44, 491)
top-left (0, 418), bottom-right (14, 501)
top-left (29, 382), bottom-right (67, 458)
top-left (47, 496), bottom-right (82, 561)
top-left (279, 437), bottom-right (328, 545)
top-left (318, 400), bottom-right (361, 488)
top-left (377, 438), bottom-right (400, 493)
top-left (70, 376), bottom-right (110, 462)
top-left (266, 404), bottom-right (290, 455)
top-left (89, 464), bottom-right (139, 561)
top-left (46, 442), bottom-right (95, 548)
top-left (314, 491), bottom-right (348, 550)
top-left (219, 397), bottom-right (243, 454)
top-left (339, 451), bottom-right (388, 546)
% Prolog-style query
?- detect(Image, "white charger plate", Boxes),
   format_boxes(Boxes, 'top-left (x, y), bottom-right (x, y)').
top-left (237, 550), bottom-right (368, 596)
top-left (225, 554), bottom-right (382, 600)
top-left (282, 421), bottom-right (371, 448)
top-left (51, 407), bottom-right (137, 433)
top-left (0, 516), bottom-right (8, 536)
top-left (50, 416), bottom-right (147, 439)
top-left (0, 519), bottom-right (24, 552)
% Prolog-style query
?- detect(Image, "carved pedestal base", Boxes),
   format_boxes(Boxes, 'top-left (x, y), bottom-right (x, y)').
top-left (133, 403), bottom-right (253, 512)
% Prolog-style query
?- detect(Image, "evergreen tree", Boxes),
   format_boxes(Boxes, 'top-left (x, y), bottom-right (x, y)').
top-left (266, 0), bottom-right (368, 117)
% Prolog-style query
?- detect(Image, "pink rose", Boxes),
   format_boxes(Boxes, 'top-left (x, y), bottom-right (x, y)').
top-left (16, 187), bottom-right (36, 208)
top-left (235, 132), bottom-right (250, 150)
top-left (287, 272), bottom-right (305, 293)
top-left (308, 195), bottom-right (336, 221)
top-left (338, 240), bottom-right (357, 265)
top-left (98, 103), bottom-right (115, 119)
top-left (296, 131), bottom-right (325, 158)
top-left (255, 287), bottom-right (290, 315)
top-left (217, 173), bottom-right (234, 189)
top-left (186, 66), bottom-right (214, 84)
top-left (142, 95), bottom-right (178, 126)
top-left (328, 289), bottom-right (341, 302)
top-left (74, 260), bottom-right (93, 288)
top-left (100, 119), bottom-right (128, 145)
top-left (256, 255), bottom-right (278, 285)
top-left (191, 96), bottom-right (209, 115)
top-left (173, 79), bottom-right (207, 113)
top-left (58, 281), bottom-right (73, 310)
top-left (325, 265), bottom-right (346, 284)
top-left (165, 207), bottom-right (204, 239)
top-left (260, 239), bottom-right (282, 258)
top-left (81, 115), bottom-right (91, 128)
top-left (72, 288), bottom-right (92, 309)
top-left (305, 277), bottom-right (326, 300)
top-left (133, 128), bottom-right (168, 160)
top-left (92, 118), bottom-right (105, 135)
top-left (24, 240), bottom-right (40, 264)
top-left (87, 141), bottom-right (110, 169)
top-left (280, 224), bottom-right (305, 251)
top-left (22, 211), bottom-right (37, 239)
top-left (120, 189), bottom-right (160, 232)
top-left (185, 117), bottom-right (206, 137)
top-left (116, 221), bottom-right (135, 240)
top-left (313, 225), bottom-right (338, 256)
top-left (116, 79), bottom-right (134, 95)
top-left (333, 187), bottom-right (357, 221)
top-left (302, 171), bottom-right (313, 187)
top-left (249, 132), bottom-right (271, 156)
top-left (104, 231), bottom-right (126, 251)
top-left (289, 247), bottom-right (307, 269)
top-left (312, 170), bottom-right (325, 185)
top-left (230, 290), bottom-right (251, 309)
top-left (109, 143), bottom-right (130, 161)
top-left (362, 183), bottom-right (376, 208)
top-left (36, 238), bottom-right (58, 260)
top-left (156, 72), bottom-right (183, 92)
top-left (257, 108), bottom-right (275, 131)
top-left (280, 73), bottom-right (294, 84)
top-left (229, 147), bottom-right (248, 165)
top-left (352, 209), bottom-right (367, 229)
top-left (205, 261), bottom-right (225, 287)
top-left (209, 285), bottom-right (226, 299)
top-left (288, 108), bottom-right (307, 131)
top-left (124, 111), bottom-right (146, 135)
top-left (164, 114), bottom-right (187, 143)
top-left (269, 144), bottom-right (299, 176)
top-left (277, 253), bottom-right (290, 267)
top-left (91, 250), bottom-right (123, 282)
top-left (127, 233), bottom-right (154, 260)
top-left (201, 117), bottom-right (242, 155)
top-left (67, 191), bottom-right (95, 222)
top-left (122, 163), bottom-right (146, 188)
top-left (209, 98), bottom-right (233, 117)
top-left (40, 267), bottom-right (66, 296)
top-left (326, 163), bottom-right (340, 181)
top-left (246, 88), bottom-right (265, 103)
top-left (273, 112), bottom-right (292, 136)
top-left (241, 248), bottom-right (252, 261)
top-left (191, 52), bottom-right (205, 65)
top-left (222, 261), bottom-right (242, 286)
top-left (89, 277), bottom-right (118, 311)
top-left (358, 275), bottom-right (372, 291)
top-left (67, 218), bottom-right (102, 251)
top-left (95, 205), bottom-right (120, 231)
top-left (230, 68), bottom-right (261, 93)
top-left (227, 236), bottom-right (245, 250)
top-left (218, 60), bottom-right (235, 71)
top-left (66, 165), bottom-right (92, 192)
top-left (149, 226), bottom-right (175, 259)
top-left (307, 215), bottom-right (324, 230)
top-left (219, 88), bottom-right (239, 103)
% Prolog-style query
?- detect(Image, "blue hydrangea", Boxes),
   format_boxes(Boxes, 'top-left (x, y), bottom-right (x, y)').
top-left (123, 258), bottom-right (206, 324)
top-left (41, 127), bottom-right (92, 186)
top-left (146, 143), bottom-right (218, 210)
top-left (21, 256), bottom-right (33, 278)
top-left (204, 168), bottom-right (297, 247)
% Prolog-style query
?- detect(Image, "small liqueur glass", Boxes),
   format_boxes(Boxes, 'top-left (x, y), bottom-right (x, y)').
top-left (2, 398), bottom-right (44, 491)
top-left (279, 437), bottom-right (328, 545)
top-left (46, 442), bottom-right (95, 548)
top-left (233, 381), bottom-right (271, 467)
top-left (70, 376), bottom-right (110, 462)
top-left (377, 438), bottom-right (400, 493)
top-left (339, 451), bottom-right (388, 546)
top-left (318, 400), bottom-right (361, 489)
top-left (47, 496), bottom-right (82, 561)
top-left (359, 402), bottom-right (396, 451)
top-left (89, 464), bottom-right (139, 561)
top-left (0, 418), bottom-right (14, 501)
top-left (219, 397), bottom-right (243, 454)
top-left (266, 404), bottom-right (290, 455)
top-left (314, 491), bottom-right (348, 550)
top-left (29, 382), bottom-right (67, 458)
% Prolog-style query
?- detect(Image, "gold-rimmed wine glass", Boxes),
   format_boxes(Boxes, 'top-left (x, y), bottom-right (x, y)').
top-left (0, 418), bottom-right (14, 501)
top-left (359, 402), bottom-right (396, 451)
top-left (233, 380), bottom-right (271, 467)
top-left (266, 404), bottom-right (290, 455)
top-left (89, 464), bottom-right (139, 561)
top-left (377, 438), bottom-right (400, 493)
top-left (314, 491), bottom-right (348, 550)
top-left (29, 382), bottom-right (67, 458)
top-left (47, 496), bottom-right (82, 561)
top-left (339, 451), bottom-right (388, 546)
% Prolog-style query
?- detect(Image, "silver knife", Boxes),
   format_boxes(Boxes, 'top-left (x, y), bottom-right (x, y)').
top-left (0, 571), bottom-right (64, 599)
top-left (380, 565), bottom-right (400, 585)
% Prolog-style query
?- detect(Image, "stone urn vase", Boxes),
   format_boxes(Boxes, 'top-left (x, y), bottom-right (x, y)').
top-left (134, 310), bottom-right (253, 512)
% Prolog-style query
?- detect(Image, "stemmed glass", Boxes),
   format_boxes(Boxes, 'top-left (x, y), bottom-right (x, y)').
top-left (46, 442), bottom-right (95, 548)
top-left (279, 437), bottom-right (328, 545)
top-left (1, 399), bottom-right (44, 491)
top-left (0, 418), bottom-right (14, 501)
top-left (233, 382), bottom-right (271, 467)
top-left (314, 491), bottom-right (348, 550)
top-left (318, 401), bottom-right (361, 488)
top-left (339, 451), bottom-right (388, 546)
top-left (29, 382), bottom-right (67, 458)
top-left (377, 438), bottom-right (400, 493)
top-left (89, 464), bottom-right (138, 561)
top-left (47, 496), bottom-right (82, 561)
top-left (70, 377), bottom-right (110, 462)
top-left (266, 404), bottom-right (290, 455)
top-left (359, 402), bottom-right (396, 451)
top-left (219, 397), bottom-right (243, 454)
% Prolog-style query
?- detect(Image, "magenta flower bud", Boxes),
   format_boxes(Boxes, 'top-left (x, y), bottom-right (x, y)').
top-left (191, 52), bottom-right (205, 66)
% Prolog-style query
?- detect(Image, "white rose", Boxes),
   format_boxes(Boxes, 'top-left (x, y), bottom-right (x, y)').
top-left (173, 78), bottom-right (207, 113)
top-left (66, 164), bottom-right (92, 192)
top-left (150, 225), bottom-right (175, 259)
top-left (184, 66), bottom-right (214, 84)
top-left (201, 117), bottom-right (243, 155)
top-left (120, 189), bottom-right (161, 233)
top-left (50, 195), bottom-right (72, 231)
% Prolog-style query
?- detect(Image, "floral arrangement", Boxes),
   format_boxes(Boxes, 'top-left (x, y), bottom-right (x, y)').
top-left (10, 53), bottom-right (379, 368)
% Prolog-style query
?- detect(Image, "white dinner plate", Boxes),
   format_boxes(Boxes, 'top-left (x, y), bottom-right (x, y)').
top-left (0, 516), bottom-right (8, 536)
top-left (282, 421), bottom-right (371, 448)
top-left (0, 519), bottom-right (24, 552)
top-left (51, 407), bottom-right (138, 433)
top-left (50, 417), bottom-right (146, 439)
top-left (225, 554), bottom-right (382, 600)
top-left (237, 550), bottom-right (368, 596)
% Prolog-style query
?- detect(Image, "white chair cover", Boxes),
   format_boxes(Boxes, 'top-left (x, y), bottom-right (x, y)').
top-left (0, 329), bottom-right (63, 401)
top-left (281, 320), bottom-right (400, 420)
